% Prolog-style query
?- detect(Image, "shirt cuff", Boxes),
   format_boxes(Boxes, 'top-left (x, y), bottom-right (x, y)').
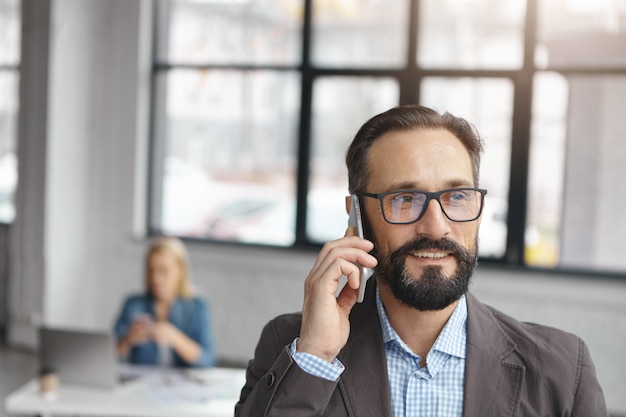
top-left (289, 338), bottom-right (345, 382)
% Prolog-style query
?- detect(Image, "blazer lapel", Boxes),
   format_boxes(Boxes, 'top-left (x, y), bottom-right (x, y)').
top-left (333, 285), bottom-right (525, 417)
top-left (462, 293), bottom-right (525, 417)
top-left (337, 279), bottom-right (393, 417)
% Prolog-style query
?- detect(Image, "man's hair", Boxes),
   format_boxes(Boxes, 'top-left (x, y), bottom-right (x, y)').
top-left (346, 104), bottom-right (484, 194)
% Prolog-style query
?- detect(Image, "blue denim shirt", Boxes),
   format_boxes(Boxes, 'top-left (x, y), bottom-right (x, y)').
top-left (114, 294), bottom-right (216, 367)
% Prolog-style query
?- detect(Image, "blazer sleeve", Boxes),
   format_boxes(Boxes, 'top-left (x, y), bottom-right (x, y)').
top-left (571, 338), bottom-right (609, 417)
top-left (235, 315), bottom-right (339, 417)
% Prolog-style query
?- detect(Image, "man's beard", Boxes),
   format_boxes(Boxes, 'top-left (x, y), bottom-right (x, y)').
top-left (373, 236), bottom-right (478, 311)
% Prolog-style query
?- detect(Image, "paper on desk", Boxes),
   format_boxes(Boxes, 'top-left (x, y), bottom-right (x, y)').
top-left (186, 368), bottom-right (245, 398)
top-left (140, 370), bottom-right (234, 405)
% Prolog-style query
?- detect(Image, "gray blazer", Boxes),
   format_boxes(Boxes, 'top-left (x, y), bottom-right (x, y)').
top-left (235, 279), bottom-right (608, 417)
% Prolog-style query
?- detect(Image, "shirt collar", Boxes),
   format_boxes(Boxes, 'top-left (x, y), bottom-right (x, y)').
top-left (376, 286), bottom-right (467, 359)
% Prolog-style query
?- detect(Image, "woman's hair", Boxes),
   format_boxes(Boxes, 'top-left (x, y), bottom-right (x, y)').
top-left (144, 236), bottom-right (194, 298)
top-left (346, 104), bottom-right (484, 194)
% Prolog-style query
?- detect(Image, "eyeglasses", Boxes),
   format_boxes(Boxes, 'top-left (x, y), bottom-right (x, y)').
top-left (358, 188), bottom-right (487, 224)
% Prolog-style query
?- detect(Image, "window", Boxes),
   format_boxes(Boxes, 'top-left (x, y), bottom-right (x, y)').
top-left (0, 0), bottom-right (21, 224)
top-left (150, 0), bottom-right (302, 246)
top-left (529, 0), bottom-right (626, 273)
top-left (151, 0), bottom-right (626, 275)
top-left (418, 0), bottom-right (526, 69)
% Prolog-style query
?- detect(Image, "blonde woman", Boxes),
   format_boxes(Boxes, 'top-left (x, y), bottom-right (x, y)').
top-left (114, 237), bottom-right (216, 367)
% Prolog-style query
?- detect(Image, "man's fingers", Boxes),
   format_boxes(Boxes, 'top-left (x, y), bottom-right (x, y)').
top-left (306, 246), bottom-right (376, 295)
top-left (310, 235), bottom-right (371, 273)
top-left (342, 262), bottom-right (363, 290)
top-left (336, 282), bottom-right (359, 310)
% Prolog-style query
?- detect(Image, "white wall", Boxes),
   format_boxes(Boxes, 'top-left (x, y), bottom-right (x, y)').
top-left (6, 0), bottom-right (626, 414)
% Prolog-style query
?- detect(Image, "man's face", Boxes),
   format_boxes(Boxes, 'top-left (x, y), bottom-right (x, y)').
top-left (363, 128), bottom-right (481, 311)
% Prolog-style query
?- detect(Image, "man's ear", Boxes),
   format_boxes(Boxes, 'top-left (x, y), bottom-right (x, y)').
top-left (345, 195), bottom-right (352, 215)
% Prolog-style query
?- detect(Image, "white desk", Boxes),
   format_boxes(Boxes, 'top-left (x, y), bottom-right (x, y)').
top-left (4, 367), bottom-right (246, 417)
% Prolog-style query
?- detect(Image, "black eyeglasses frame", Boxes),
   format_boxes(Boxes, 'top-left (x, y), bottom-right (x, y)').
top-left (357, 188), bottom-right (488, 224)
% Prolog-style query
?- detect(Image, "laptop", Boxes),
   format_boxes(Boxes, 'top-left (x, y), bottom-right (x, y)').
top-left (39, 327), bottom-right (118, 389)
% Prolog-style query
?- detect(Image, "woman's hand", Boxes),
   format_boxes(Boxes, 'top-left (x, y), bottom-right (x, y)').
top-left (150, 321), bottom-right (203, 365)
top-left (149, 321), bottom-right (180, 346)
top-left (125, 316), bottom-right (152, 346)
top-left (117, 315), bottom-right (152, 358)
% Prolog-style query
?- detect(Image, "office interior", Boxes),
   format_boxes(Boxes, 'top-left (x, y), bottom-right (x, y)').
top-left (0, 0), bottom-right (625, 415)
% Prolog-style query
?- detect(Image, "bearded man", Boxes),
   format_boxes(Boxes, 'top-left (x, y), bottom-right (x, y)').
top-left (235, 104), bottom-right (607, 417)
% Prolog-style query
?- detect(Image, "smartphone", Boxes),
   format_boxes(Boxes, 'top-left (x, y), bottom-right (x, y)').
top-left (348, 194), bottom-right (373, 303)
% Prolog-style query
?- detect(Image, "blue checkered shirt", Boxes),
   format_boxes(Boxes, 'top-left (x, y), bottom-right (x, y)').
top-left (378, 290), bottom-right (467, 417)
top-left (291, 289), bottom-right (467, 416)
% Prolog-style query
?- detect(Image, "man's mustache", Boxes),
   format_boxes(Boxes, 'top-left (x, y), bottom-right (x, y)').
top-left (394, 236), bottom-right (467, 258)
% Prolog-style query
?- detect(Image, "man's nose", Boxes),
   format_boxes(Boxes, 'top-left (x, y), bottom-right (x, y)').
top-left (413, 199), bottom-right (451, 239)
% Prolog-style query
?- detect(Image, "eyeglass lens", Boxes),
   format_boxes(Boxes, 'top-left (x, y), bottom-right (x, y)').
top-left (384, 189), bottom-right (482, 223)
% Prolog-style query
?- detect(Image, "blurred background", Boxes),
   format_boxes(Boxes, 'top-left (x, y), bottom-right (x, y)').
top-left (0, 0), bottom-right (625, 414)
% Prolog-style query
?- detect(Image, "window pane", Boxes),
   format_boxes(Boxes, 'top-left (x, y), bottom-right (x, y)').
top-left (0, 72), bottom-right (19, 224)
top-left (527, 72), bottom-right (568, 267)
top-left (163, 0), bottom-right (303, 65)
top-left (0, 0), bottom-right (21, 66)
top-left (421, 77), bottom-right (514, 258)
top-left (537, 74), bottom-right (626, 272)
top-left (536, 0), bottom-right (626, 68)
top-left (156, 69), bottom-right (300, 246)
top-left (418, 0), bottom-right (526, 69)
top-left (308, 77), bottom-right (399, 243)
top-left (312, 0), bottom-right (410, 68)
top-left (0, 0), bottom-right (20, 224)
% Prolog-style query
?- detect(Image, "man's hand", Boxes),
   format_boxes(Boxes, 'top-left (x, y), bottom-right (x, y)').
top-left (297, 228), bottom-right (377, 362)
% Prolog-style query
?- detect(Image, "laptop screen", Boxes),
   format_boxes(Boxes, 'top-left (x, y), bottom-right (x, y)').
top-left (39, 327), bottom-right (118, 389)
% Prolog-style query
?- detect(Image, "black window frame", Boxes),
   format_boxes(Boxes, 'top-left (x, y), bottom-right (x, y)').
top-left (148, 0), bottom-right (626, 280)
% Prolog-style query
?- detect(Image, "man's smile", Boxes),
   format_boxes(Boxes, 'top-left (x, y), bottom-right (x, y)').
top-left (409, 251), bottom-right (449, 259)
